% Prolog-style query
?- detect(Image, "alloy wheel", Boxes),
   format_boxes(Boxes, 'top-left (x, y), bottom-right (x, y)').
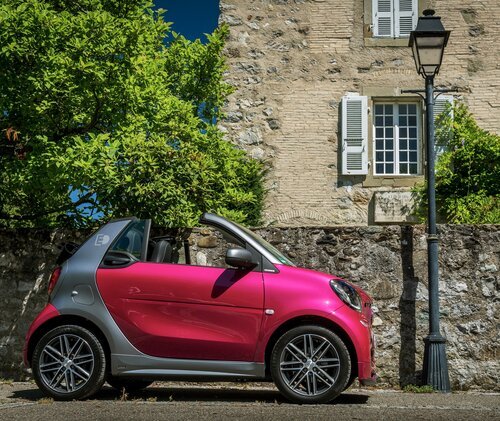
top-left (38, 334), bottom-right (95, 394)
top-left (279, 333), bottom-right (341, 397)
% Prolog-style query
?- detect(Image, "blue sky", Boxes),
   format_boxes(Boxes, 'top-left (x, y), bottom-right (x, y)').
top-left (154, 0), bottom-right (220, 42)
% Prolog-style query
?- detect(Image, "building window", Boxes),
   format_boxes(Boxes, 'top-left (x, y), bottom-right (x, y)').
top-left (373, 103), bottom-right (420, 175)
top-left (341, 94), bottom-right (452, 180)
top-left (372, 0), bottom-right (418, 38)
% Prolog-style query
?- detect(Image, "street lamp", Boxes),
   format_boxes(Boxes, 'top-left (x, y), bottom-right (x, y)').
top-left (409, 9), bottom-right (451, 392)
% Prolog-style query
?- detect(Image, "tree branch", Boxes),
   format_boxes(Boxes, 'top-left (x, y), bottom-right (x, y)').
top-left (52, 94), bottom-right (103, 143)
top-left (0, 191), bottom-right (95, 221)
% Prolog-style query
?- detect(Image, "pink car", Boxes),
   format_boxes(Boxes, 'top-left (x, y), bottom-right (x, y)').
top-left (24, 213), bottom-right (376, 403)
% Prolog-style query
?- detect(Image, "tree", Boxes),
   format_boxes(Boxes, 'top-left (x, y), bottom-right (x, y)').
top-left (414, 103), bottom-right (499, 224)
top-left (0, 0), bottom-right (264, 228)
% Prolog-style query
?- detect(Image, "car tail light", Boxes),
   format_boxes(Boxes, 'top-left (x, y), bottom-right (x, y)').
top-left (48, 267), bottom-right (62, 295)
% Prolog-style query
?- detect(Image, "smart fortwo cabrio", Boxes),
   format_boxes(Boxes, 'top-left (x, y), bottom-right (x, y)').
top-left (24, 213), bottom-right (376, 404)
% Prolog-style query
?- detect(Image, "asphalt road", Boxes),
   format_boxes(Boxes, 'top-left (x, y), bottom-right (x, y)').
top-left (1, 381), bottom-right (499, 420)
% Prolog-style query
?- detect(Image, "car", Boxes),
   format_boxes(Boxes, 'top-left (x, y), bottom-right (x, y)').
top-left (23, 213), bottom-right (376, 404)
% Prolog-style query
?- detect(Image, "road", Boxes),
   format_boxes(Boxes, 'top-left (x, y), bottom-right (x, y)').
top-left (1, 381), bottom-right (499, 420)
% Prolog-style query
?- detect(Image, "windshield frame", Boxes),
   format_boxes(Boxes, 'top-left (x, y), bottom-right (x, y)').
top-left (233, 222), bottom-right (296, 267)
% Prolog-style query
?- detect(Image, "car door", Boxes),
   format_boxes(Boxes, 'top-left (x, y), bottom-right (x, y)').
top-left (96, 226), bottom-right (264, 362)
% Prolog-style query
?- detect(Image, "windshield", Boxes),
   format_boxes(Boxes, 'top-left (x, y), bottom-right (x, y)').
top-left (234, 222), bottom-right (296, 267)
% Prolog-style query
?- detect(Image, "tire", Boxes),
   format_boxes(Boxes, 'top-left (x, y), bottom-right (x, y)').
top-left (107, 376), bottom-right (153, 393)
top-left (270, 325), bottom-right (351, 404)
top-left (343, 374), bottom-right (357, 391)
top-left (32, 325), bottom-right (107, 400)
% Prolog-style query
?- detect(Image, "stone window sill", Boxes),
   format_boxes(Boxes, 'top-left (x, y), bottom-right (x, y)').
top-left (364, 37), bottom-right (410, 47)
top-left (362, 175), bottom-right (423, 188)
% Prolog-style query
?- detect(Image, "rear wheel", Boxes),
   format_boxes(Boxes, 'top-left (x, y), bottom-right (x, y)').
top-left (270, 325), bottom-right (351, 404)
top-left (107, 376), bottom-right (153, 393)
top-left (32, 325), bottom-right (106, 400)
top-left (343, 374), bottom-right (357, 391)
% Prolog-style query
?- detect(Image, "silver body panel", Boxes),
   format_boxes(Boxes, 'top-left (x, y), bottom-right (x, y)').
top-left (113, 355), bottom-right (265, 378)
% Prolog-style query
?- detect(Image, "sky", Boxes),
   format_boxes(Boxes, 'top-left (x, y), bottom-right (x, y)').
top-left (154, 0), bottom-right (220, 42)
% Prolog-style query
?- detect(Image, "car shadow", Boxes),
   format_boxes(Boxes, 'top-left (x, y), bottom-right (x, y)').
top-left (11, 384), bottom-right (370, 405)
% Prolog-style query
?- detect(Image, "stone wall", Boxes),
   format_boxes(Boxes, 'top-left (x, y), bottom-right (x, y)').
top-left (1, 225), bottom-right (498, 391)
top-left (219, 0), bottom-right (500, 226)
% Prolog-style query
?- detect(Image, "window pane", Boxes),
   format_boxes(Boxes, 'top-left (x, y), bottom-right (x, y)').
top-left (373, 101), bottom-right (421, 176)
top-left (110, 220), bottom-right (146, 259)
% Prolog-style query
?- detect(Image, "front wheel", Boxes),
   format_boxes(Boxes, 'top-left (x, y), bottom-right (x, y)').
top-left (270, 325), bottom-right (351, 404)
top-left (32, 325), bottom-right (107, 400)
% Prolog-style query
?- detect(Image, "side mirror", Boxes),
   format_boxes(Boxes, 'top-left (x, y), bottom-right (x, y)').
top-left (225, 248), bottom-right (257, 270)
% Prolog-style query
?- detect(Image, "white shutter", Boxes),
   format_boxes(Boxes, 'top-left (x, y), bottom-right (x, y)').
top-left (396, 0), bottom-right (417, 37)
top-left (434, 95), bottom-right (454, 158)
top-left (342, 95), bottom-right (368, 175)
top-left (373, 0), bottom-right (393, 37)
top-left (434, 95), bottom-right (454, 122)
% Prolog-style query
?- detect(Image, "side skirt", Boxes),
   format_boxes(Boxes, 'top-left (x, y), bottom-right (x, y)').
top-left (111, 354), bottom-right (266, 379)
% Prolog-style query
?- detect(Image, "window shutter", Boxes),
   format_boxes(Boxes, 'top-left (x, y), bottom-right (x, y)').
top-left (341, 95), bottom-right (368, 175)
top-left (373, 0), bottom-right (393, 37)
top-left (434, 95), bottom-right (454, 158)
top-left (396, 0), bottom-right (417, 37)
top-left (434, 95), bottom-right (454, 122)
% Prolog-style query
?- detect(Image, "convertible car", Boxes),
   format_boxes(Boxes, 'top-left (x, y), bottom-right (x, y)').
top-left (24, 213), bottom-right (376, 403)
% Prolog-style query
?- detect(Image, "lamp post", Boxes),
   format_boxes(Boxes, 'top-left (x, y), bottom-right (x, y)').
top-left (408, 9), bottom-right (451, 392)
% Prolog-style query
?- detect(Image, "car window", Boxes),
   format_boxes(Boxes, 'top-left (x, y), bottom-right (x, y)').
top-left (109, 220), bottom-right (146, 259)
top-left (179, 226), bottom-right (245, 269)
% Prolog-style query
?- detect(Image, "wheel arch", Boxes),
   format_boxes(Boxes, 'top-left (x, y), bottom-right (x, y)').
top-left (27, 315), bottom-right (111, 372)
top-left (264, 316), bottom-right (358, 379)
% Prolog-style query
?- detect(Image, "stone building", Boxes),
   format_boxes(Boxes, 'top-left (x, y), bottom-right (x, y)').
top-left (219, 0), bottom-right (499, 226)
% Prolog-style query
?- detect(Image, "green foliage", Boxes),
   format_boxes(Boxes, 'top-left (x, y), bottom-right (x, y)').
top-left (402, 384), bottom-right (434, 393)
top-left (413, 103), bottom-right (499, 224)
top-left (0, 0), bottom-right (264, 228)
top-left (165, 27), bottom-right (234, 122)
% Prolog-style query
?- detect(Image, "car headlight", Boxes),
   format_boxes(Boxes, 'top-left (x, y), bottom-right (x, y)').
top-left (330, 279), bottom-right (362, 312)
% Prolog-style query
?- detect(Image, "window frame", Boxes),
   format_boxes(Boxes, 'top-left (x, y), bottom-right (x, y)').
top-left (372, 0), bottom-right (418, 39)
top-left (372, 100), bottom-right (422, 177)
top-left (364, 0), bottom-right (429, 47)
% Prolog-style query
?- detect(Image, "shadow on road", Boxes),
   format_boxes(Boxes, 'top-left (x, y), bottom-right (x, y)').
top-left (11, 384), bottom-right (370, 405)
